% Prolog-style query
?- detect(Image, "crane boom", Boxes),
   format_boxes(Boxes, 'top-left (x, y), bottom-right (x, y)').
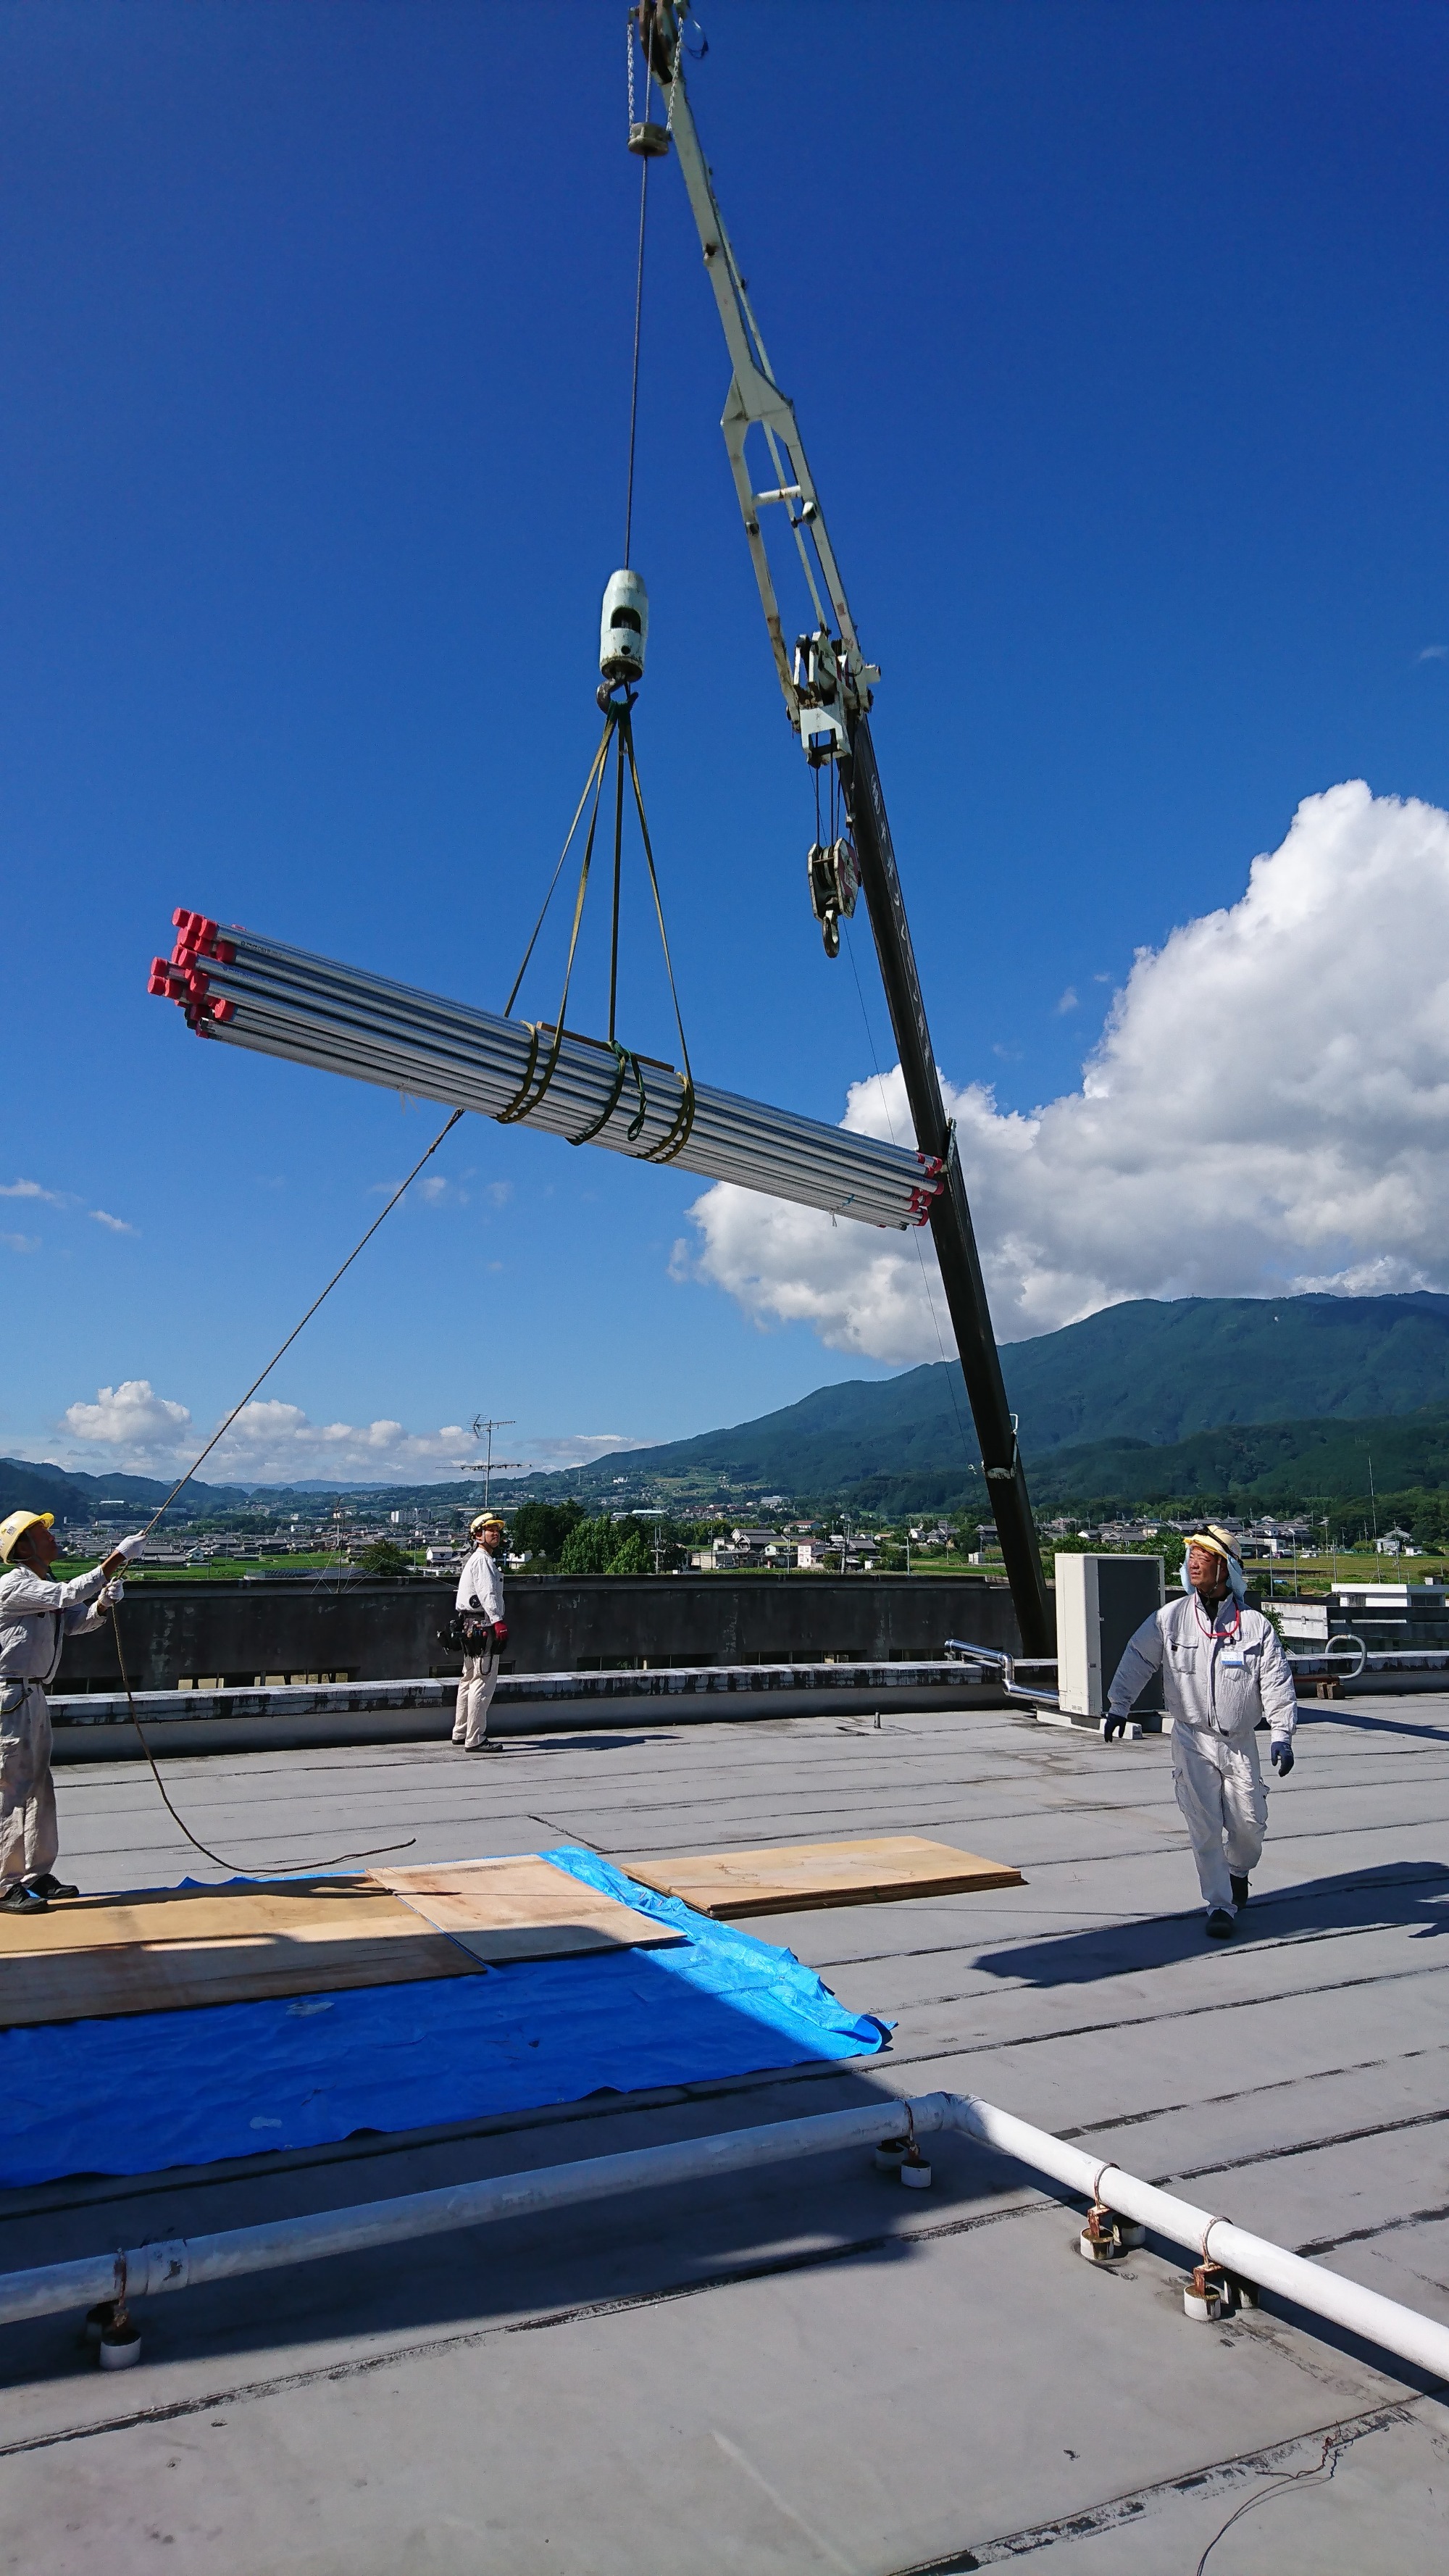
top-left (642, 3), bottom-right (1051, 1652)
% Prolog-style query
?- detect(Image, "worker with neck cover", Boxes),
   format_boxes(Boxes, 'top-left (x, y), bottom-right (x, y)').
top-left (1105, 1525), bottom-right (1298, 1940)
top-left (453, 1514), bottom-right (508, 1751)
top-left (0, 1511), bottom-right (145, 1912)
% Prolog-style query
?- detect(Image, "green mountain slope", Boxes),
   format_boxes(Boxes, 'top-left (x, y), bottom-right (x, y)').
top-left (1001, 1292), bottom-right (1449, 1449)
top-left (0, 1461), bottom-right (245, 1525)
top-left (1030, 1408), bottom-right (1449, 1510)
top-left (511, 1292), bottom-right (1449, 1504)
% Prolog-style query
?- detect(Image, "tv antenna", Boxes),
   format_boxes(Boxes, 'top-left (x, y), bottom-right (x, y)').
top-left (456, 1416), bottom-right (525, 1510)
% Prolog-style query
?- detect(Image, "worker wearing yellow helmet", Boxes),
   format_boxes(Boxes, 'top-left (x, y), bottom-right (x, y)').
top-left (1104, 1525), bottom-right (1298, 1941)
top-left (451, 1513), bottom-right (508, 1751)
top-left (0, 1509), bottom-right (146, 1914)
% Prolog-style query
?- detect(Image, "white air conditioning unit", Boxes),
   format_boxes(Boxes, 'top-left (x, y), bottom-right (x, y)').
top-left (1053, 1554), bottom-right (1166, 1728)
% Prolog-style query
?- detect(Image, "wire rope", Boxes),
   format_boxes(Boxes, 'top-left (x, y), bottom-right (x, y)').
top-left (621, 8), bottom-right (655, 567)
top-left (623, 150), bottom-right (650, 567)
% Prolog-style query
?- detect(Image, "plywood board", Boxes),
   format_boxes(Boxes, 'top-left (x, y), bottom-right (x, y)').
top-left (370, 1856), bottom-right (683, 1962)
top-left (0, 1877), bottom-right (481, 2029)
top-left (621, 1835), bottom-right (1024, 1919)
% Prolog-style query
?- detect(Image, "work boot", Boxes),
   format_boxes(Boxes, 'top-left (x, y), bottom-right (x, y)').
top-left (1229, 1875), bottom-right (1250, 1910)
top-left (27, 1872), bottom-right (80, 1900)
top-left (1205, 1908), bottom-right (1235, 1941)
top-left (0, 1883), bottom-right (48, 1913)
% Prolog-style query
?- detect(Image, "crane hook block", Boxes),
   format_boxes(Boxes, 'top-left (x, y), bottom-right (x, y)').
top-left (808, 837), bottom-right (860, 959)
top-left (601, 569), bottom-right (649, 685)
top-left (628, 121), bottom-right (671, 159)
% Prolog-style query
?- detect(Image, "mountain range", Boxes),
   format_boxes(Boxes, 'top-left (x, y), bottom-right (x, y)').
top-left (499, 1291), bottom-right (1449, 1513)
top-left (12, 1292), bottom-right (1449, 1525)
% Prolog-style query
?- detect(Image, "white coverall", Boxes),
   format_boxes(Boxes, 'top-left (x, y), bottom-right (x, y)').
top-left (1108, 1591), bottom-right (1298, 1916)
top-left (453, 1543), bottom-right (505, 1748)
top-left (0, 1561), bottom-right (116, 1889)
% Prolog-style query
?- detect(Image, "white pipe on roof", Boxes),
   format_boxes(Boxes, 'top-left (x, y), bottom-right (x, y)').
top-left (4, 2090), bottom-right (1448, 2387)
top-left (0, 2096), bottom-right (956, 2328)
top-left (953, 2095), bottom-right (1449, 2383)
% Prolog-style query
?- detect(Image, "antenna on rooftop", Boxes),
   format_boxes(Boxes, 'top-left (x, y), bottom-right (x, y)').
top-left (455, 1416), bottom-right (525, 1511)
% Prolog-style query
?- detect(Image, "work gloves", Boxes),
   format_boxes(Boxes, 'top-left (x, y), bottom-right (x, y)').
top-left (97, 1580), bottom-right (125, 1610)
top-left (1270, 1741), bottom-right (1295, 1777)
top-left (1103, 1707), bottom-right (1129, 1741)
top-left (112, 1533), bottom-right (149, 1562)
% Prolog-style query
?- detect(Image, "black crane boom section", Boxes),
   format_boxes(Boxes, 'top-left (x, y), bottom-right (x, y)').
top-left (640, 0), bottom-right (1052, 1654)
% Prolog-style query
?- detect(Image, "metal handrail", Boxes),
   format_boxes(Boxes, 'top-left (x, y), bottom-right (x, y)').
top-left (944, 1638), bottom-right (1061, 1710)
top-left (1282, 1632), bottom-right (1367, 1682)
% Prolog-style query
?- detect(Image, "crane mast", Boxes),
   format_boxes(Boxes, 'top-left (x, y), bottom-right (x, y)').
top-left (638, 2), bottom-right (1051, 1653)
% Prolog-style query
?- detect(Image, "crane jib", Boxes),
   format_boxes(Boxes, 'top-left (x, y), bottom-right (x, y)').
top-left (648, 7), bottom-right (1051, 1651)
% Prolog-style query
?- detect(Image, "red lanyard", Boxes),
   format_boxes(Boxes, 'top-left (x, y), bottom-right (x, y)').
top-left (1194, 1596), bottom-right (1240, 1645)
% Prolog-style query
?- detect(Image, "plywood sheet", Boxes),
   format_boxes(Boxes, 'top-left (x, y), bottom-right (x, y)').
top-left (371, 1856), bottom-right (683, 1962)
top-left (0, 1878), bottom-right (481, 2029)
top-left (621, 1834), bottom-right (1024, 1919)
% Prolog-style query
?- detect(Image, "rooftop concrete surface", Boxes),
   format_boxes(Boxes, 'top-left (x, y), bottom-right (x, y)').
top-left (2, 1695), bottom-right (1448, 2572)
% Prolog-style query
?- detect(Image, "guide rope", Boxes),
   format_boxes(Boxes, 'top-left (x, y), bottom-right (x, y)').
top-left (101, 1106), bottom-right (471, 1872)
top-left (109, 1603), bottom-right (415, 1877)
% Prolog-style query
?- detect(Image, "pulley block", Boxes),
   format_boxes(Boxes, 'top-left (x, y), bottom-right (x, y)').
top-left (807, 836), bottom-right (860, 958)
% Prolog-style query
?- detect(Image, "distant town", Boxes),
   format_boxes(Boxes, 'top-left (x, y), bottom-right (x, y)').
top-left (47, 1493), bottom-right (1439, 1589)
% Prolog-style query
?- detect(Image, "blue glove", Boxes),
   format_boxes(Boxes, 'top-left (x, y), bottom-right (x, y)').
top-left (1103, 1707), bottom-right (1129, 1741)
top-left (1271, 1741), bottom-right (1295, 1777)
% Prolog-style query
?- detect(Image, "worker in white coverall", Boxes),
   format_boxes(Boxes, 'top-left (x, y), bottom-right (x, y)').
top-left (453, 1512), bottom-right (508, 1752)
top-left (0, 1509), bottom-right (146, 1914)
top-left (1105, 1525), bottom-right (1298, 1941)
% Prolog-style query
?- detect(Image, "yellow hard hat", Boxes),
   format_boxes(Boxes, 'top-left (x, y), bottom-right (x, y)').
top-left (469, 1512), bottom-right (506, 1538)
top-left (0, 1509), bottom-right (55, 1562)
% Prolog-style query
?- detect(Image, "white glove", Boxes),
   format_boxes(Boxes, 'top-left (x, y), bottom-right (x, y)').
top-left (98, 1579), bottom-right (125, 1609)
top-left (112, 1533), bottom-right (149, 1562)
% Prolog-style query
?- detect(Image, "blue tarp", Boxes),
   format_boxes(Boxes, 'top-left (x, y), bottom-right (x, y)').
top-left (0, 1848), bottom-right (888, 2186)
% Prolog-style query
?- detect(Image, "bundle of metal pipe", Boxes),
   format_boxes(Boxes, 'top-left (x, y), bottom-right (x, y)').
top-left (149, 912), bottom-right (943, 1229)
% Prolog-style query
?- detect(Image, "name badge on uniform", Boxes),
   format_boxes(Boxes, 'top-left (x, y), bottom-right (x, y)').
top-left (1219, 1652), bottom-right (1246, 1670)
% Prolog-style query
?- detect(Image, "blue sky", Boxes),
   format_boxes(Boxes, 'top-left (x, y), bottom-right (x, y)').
top-left (3, 1), bottom-right (1448, 1482)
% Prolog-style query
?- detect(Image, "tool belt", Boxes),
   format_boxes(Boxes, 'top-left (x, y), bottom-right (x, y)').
top-left (442, 1609), bottom-right (496, 1658)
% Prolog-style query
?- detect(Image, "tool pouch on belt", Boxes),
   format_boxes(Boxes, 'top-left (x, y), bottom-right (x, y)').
top-left (441, 1610), bottom-right (496, 1658)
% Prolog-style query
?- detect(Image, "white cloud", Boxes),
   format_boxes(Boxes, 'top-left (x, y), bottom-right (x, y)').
top-left (89, 1209), bottom-right (138, 1236)
top-left (0, 1180), bottom-right (67, 1206)
top-left (681, 783), bottom-right (1449, 1357)
top-left (54, 1379), bottom-right (651, 1484)
top-left (57, 1380), bottom-right (477, 1480)
top-left (207, 1404), bottom-right (474, 1480)
top-left (511, 1432), bottom-right (652, 1470)
top-left (62, 1380), bottom-right (193, 1458)
top-left (1055, 986), bottom-right (1079, 1014)
top-left (2, 1231), bottom-right (40, 1255)
top-left (1419, 645), bottom-right (1448, 662)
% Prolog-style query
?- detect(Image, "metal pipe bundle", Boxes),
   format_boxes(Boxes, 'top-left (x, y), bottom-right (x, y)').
top-left (150, 912), bottom-right (943, 1230)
